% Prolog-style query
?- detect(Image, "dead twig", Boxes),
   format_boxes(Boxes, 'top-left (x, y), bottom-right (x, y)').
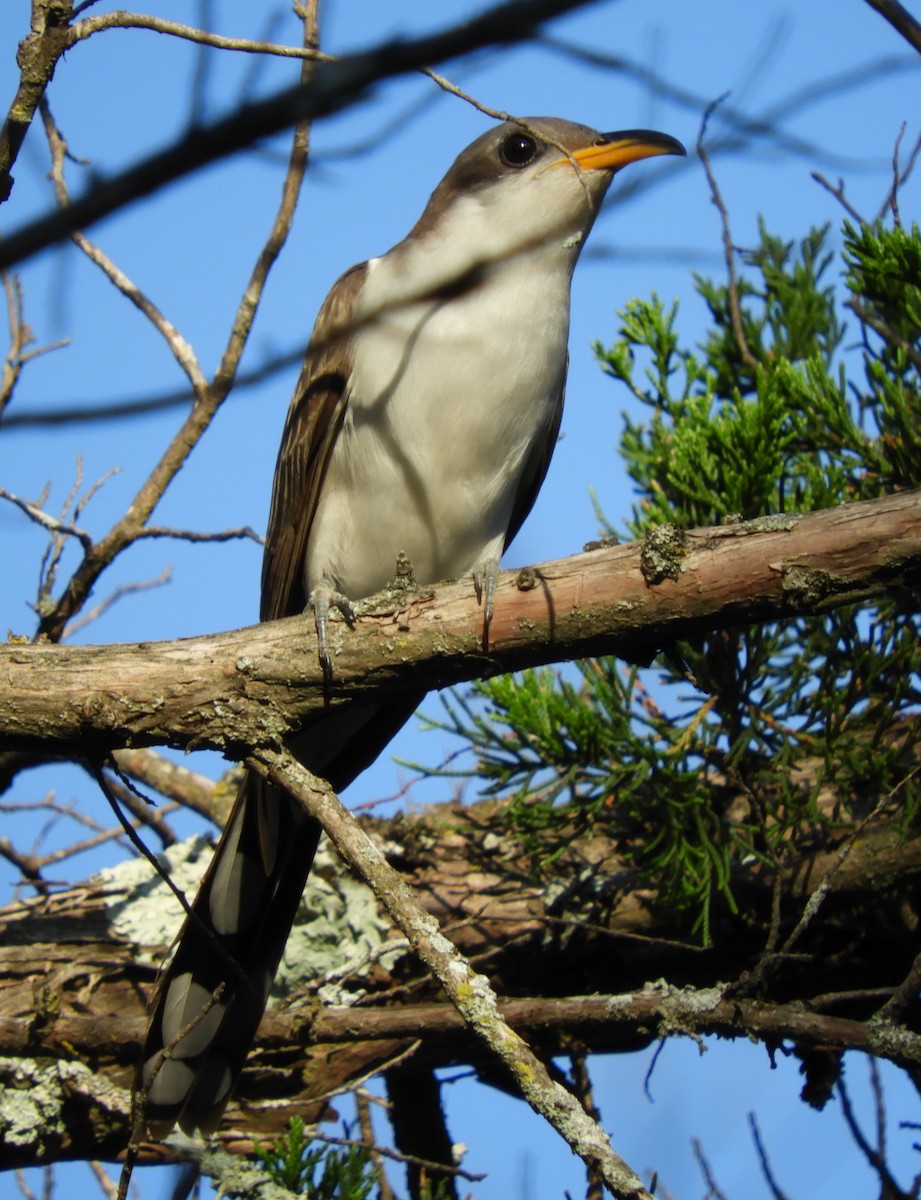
top-left (691, 1139), bottom-right (730, 1200)
top-left (810, 169), bottom-right (868, 224)
top-left (874, 122), bottom-right (921, 226)
top-left (70, 11), bottom-right (333, 61)
top-left (356, 1089), bottom-right (396, 1200)
top-left (837, 1064), bottom-right (909, 1199)
top-left (110, 748), bottom-right (227, 825)
top-left (0, 272), bottom-right (69, 419)
top-left (0, 485), bottom-right (93, 552)
top-left (136, 524), bottom-right (263, 545)
top-left (252, 744), bottom-right (654, 1200)
top-left (31, 8), bottom-right (317, 642)
top-left (748, 1112), bottom-right (792, 1200)
top-left (39, 100), bottom-right (207, 395)
top-left (697, 97), bottom-right (759, 371)
top-left (63, 566), bottom-right (173, 640)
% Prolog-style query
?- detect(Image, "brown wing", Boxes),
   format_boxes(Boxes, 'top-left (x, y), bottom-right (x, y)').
top-left (504, 356), bottom-right (566, 552)
top-left (260, 262), bottom-right (368, 623)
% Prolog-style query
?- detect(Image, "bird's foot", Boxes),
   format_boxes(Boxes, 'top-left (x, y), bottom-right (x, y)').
top-left (309, 580), bottom-right (355, 682)
top-left (472, 557), bottom-right (500, 650)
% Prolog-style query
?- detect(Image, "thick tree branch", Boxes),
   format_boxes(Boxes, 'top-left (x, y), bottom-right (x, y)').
top-left (1, 782), bottom-right (919, 1165)
top-left (0, 787), bottom-right (916, 1161)
top-left (0, 0), bottom-right (72, 203)
top-left (2, 491), bottom-right (919, 759)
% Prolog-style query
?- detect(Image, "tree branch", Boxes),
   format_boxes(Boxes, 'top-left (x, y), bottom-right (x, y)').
top-left (30, 14), bottom-right (316, 643)
top-left (251, 745), bottom-right (653, 1200)
top-left (0, 0), bottom-right (73, 203)
top-left (69, 11), bottom-right (333, 61)
top-left (0, 0), bottom-right (601, 270)
top-left (863, 0), bottom-right (921, 55)
top-left (2, 491), bottom-right (918, 758)
top-left (1, 781), bottom-right (919, 1164)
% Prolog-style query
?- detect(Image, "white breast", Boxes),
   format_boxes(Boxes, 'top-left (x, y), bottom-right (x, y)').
top-left (305, 199), bottom-right (582, 600)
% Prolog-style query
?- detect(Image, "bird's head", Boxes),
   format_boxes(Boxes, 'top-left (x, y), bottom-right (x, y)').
top-left (408, 116), bottom-right (685, 265)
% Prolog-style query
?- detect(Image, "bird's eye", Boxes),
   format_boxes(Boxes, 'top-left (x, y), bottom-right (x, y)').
top-left (499, 132), bottom-right (539, 168)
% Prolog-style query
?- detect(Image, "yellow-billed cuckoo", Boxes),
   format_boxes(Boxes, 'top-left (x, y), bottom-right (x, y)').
top-left (140, 117), bottom-right (685, 1135)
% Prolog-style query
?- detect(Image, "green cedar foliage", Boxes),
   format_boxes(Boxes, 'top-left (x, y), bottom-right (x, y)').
top-left (253, 1117), bottom-right (377, 1198)
top-left (423, 218), bottom-right (921, 940)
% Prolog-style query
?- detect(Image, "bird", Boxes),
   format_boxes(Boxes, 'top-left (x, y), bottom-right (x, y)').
top-left (139, 116), bottom-right (685, 1136)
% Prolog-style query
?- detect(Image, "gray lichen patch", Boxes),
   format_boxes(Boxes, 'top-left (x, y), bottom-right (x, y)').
top-left (0, 1057), bottom-right (128, 1150)
top-left (275, 840), bottom-right (403, 1000)
top-left (782, 564), bottom-right (848, 608)
top-left (96, 834), bottom-right (405, 998)
top-left (640, 523), bottom-right (688, 585)
top-left (97, 835), bottom-right (214, 958)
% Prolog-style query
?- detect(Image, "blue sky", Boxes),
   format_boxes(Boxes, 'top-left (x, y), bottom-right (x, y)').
top-left (2, 1), bottom-right (920, 1196)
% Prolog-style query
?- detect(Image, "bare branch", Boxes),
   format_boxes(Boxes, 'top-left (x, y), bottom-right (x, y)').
top-left (312, 1125), bottom-right (483, 1187)
top-left (748, 1112), bottom-right (792, 1200)
top-left (0, 0), bottom-right (603, 270)
top-left (94, 767), bottom-right (177, 850)
top-left (874, 122), bottom-right (921, 226)
top-left (252, 745), bottom-right (654, 1200)
top-left (92, 764), bottom-right (197, 925)
top-left (9, 983), bottom-right (921, 1140)
top-left (863, 0), bottom-right (921, 55)
top-left (0, 272), bottom-right (28, 418)
top-left (0, 485), bottom-right (93, 552)
top-left (0, 834), bottom-right (48, 893)
top-left (69, 10), bottom-right (333, 61)
top-left (421, 68), bottom-right (512, 122)
top-left (838, 1066), bottom-right (909, 1199)
top-left (39, 100), bottom-right (207, 394)
top-left (0, 785), bottom-right (182, 897)
top-left (134, 524), bottom-right (263, 545)
top-left (88, 1161), bottom-right (118, 1200)
top-left (697, 98), bottom-right (759, 371)
top-left (567, 1042), bottom-right (604, 1200)
top-left (0, 272), bottom-right (69, 419)
top-left (31, 11), bottom-right (316, 642)
top-left (110, 747), bottom-right (229, 824)
top-left (691, 1139), bottom-right (730, 1200)
top-left (62, 566), bottom-right (173, 640)
top-left (0, 0), bottom-right (73, 203)
top-left (357, 1089), bottom-right (397, 1200)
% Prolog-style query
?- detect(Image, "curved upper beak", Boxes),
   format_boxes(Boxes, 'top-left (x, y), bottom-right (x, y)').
top-left (561, 129), bottom-right (686, 172)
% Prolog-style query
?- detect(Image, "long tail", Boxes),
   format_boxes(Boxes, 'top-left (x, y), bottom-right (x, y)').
top-left (139, 697), bottom-right (419, 1136)
top-left (140, 772), bottom-right (320, 1135)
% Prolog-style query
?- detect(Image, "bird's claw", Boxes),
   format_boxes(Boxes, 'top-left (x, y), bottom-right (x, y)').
top-left (472, 560), bottom-right (499, 650)
top-left (309, 581), bottom-right (355, 683)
